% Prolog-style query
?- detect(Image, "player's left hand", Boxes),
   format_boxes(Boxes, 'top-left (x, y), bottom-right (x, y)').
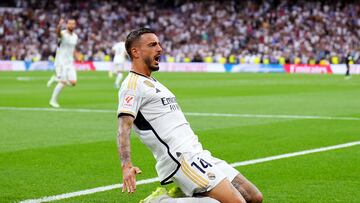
top-left (122, 165), bottom-right (142, 193)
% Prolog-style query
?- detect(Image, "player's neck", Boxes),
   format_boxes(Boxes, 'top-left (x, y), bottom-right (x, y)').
top-left (131, 62), bottom-right (152, 77)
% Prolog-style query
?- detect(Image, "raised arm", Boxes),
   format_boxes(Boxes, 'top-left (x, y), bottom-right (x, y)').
top-left (117, 115), bottom-right (142, 193)
top-left (56, 18), bottom-right (64, 38)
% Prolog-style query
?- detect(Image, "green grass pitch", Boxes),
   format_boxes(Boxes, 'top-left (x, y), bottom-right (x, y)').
top-left (0, 71), bottom-right (359, 202)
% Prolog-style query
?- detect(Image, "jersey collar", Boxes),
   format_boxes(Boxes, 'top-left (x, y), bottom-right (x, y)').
top-left (130, 71), bottom-right (157, 81)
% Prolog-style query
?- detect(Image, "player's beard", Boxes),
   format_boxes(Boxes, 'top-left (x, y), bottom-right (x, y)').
top-left (144, 56), bottom-right (159, 72)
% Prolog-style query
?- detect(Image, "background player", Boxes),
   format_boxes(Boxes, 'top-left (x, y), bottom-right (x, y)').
top-left (345, 52), bottom-right (352, 79)
top-left (48, 18), bottom-right (78, 108)
top-left (111, 39), bottom-right (127, 88)
top-left (117, 28), bottom-right (263, 203)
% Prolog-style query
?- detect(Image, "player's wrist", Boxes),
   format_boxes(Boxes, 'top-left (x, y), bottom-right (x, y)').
top-left (121, 162), bottom-right (133, 169)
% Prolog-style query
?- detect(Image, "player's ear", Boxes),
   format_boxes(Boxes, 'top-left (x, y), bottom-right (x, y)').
top-left (131, 47), bottom-right (140, 59)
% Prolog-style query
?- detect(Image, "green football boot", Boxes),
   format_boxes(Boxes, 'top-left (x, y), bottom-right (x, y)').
top-left (139, 187), bottom-right (168, 203)
top-left (167, 186), bottom-right (185, 198)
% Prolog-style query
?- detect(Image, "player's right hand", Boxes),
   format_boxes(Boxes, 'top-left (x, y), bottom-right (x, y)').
top-left (122, 165), bottom-right (142, 193)
top-left (58, 18), bottom-right (64, 26)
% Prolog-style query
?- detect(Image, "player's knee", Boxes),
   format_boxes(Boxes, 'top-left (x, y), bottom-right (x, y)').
top-left (70, 81), bottom-right (76, 86)
top-left (251, 191), bottom-right (263, 203)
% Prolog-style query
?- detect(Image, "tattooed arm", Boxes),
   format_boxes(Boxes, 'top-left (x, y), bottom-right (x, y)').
top-left (117, 115), bottom-right (142, 193)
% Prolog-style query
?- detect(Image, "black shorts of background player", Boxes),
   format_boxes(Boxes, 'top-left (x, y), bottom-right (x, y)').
top-left (345, 54), bottom-right (352, 77)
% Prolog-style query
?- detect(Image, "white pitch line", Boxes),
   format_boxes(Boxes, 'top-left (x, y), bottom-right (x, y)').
top-left (0, 106), bottom-right (359, 121)
top-left (230, 141), bottom-right (360, 167)
top-left (184, 112), bottom-right (360, 121)
top-left (20, 141), bottom-right (360, 203)
top-left (0, 106), bottom-right (114, 113)
top-left (19, 177), bottom-right (159, 203)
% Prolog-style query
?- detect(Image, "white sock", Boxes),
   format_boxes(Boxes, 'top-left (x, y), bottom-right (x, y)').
top-left (115, 73), bottom-right (123, 87)
top-left (50, 83), bottom-right (64, 102)
top-left (50, 75), bottom-right (55, 82)
top-left (108, 71), bottom-right (113, 78)
top-left (47, 75), bottom-right (56, 86)
top-left (159, 196), bottom-right (220, 203)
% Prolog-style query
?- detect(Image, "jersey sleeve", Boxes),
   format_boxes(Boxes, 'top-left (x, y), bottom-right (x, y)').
top-left (117, 76), bottom-right (143, 118)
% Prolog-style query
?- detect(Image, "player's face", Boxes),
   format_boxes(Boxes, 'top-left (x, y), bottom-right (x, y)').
top-left (67, 20), bottom-right (76, 32)
top-left (139, 33), bottom-right (163, 71)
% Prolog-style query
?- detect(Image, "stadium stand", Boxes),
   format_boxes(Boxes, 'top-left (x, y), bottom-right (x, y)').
top-left (0, 0), bottom-right (359, 64)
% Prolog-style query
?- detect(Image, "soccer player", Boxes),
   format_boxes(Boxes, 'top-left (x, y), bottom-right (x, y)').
top-left (48, 18), bottom-right (78, 108)
top-left (345, 52), bottom-right (352, 79)
top-left (117, 28), bottom-right (263, 203)
top-left (112, 39), bottom-right (127, 88)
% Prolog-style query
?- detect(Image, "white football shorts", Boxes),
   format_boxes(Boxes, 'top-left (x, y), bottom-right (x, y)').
top-left (113, 62), bottom-right (124, 73)
top-left (56, 64), bottom-right (77, 82)
top-left (171, 150), bottom-right (239, 196)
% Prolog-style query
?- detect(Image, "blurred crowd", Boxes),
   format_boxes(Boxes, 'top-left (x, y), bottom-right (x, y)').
top-left (0, 0), bottom-right (359, 64)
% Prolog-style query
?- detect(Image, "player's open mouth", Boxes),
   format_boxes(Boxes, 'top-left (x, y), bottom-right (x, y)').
top-left (154, 56), bottom-right (160, 63)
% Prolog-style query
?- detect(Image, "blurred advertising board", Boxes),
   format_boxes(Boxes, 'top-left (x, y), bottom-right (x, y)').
top-left (27, 61), bottom-right (54, 71)
top-left (74, 61), bottom-right (96, 71)
top-left (284, 64), bottom-right (332, 74)
top-left (230, 64), bottom-right (284, 73)
top-left (159, 62), bottom-right (224, 72)
top-left (0, 61), bottom-right (26, 71)
top-left (1, 61), bottom-right (360, 75)
top-left (331, 64), bottom-right (360, 75)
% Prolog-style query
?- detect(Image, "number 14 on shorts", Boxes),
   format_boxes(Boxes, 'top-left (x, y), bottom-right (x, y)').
top-left (191, 158), bottom-right (212, 174)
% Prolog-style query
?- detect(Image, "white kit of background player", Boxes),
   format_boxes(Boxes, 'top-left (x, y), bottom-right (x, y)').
top-left (48, 18), bottom-right (78, 108)
top-left (112, 41), bottom-right (127, 88)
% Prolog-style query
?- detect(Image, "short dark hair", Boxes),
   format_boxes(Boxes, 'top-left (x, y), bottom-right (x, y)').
top-left (125, 28), bottom-right (155, 59)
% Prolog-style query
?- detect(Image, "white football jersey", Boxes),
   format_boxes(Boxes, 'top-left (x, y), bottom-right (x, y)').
top-left (54, 30), bottom-right (78, 67)
top-left (112, 42), bottom-right (127, 64)
top-left (117, 71), bottom-right (203, 184)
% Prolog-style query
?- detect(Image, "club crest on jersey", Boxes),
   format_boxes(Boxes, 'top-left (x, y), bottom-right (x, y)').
top-left (207, 172), bottom-right (216, 180)
top-left (122, 94), bottom-right (135, 109)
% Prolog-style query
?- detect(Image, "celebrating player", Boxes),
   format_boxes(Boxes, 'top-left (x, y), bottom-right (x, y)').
top-left (116, 28), bottom-right (263, 203)
top-left (48, 18), bottom-right (78, 108)
top-left (112, 39), bottom-right (127, 88)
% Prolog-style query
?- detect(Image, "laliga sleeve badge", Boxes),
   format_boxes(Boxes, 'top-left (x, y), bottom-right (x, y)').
top-left (207, 172), bottom-right (216, 180)
top-left (122, 94), bottom-right (135, 109)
